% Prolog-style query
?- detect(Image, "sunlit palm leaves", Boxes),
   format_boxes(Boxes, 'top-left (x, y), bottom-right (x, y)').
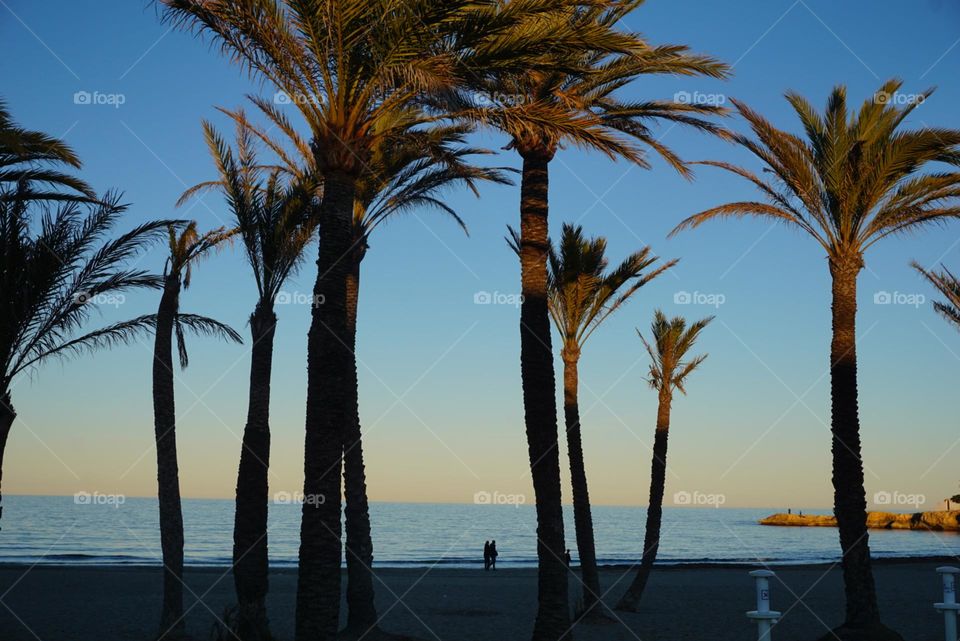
top-left (639, 310), bottom-right (712, 395)
top-left (914, 262), bottom-right (960, 331)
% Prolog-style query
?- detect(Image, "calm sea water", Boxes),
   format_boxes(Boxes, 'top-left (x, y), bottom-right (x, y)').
top-left (1, 496), bottom-right (957, 567)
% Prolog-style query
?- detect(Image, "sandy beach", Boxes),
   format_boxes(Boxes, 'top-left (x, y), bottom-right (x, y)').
top-left (0, 559), bottom-right (953, 641)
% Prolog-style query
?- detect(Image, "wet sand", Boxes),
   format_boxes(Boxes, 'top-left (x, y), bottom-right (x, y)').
top-left (0, 559), bottom-right (954, 640)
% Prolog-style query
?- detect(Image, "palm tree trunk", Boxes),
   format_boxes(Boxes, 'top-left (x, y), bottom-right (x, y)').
top-left (296, 171), bottom-right (354, 641)
top-left (0, 391), bottom-right (15, 532)
top-left (232, 301), bottom-right (277, 641)
top-left (518, 146), bottom-right (570, 641)
top-left (617, 387), bottom-right (671, 612)
top-left (343, 249), bottom-right (378, 632)
top-left (561, 352), bottom-right (601, 617)
top-left (826, 260), bottom-right (901, 640)
top-left (153, 276), bottom-right (185, 638)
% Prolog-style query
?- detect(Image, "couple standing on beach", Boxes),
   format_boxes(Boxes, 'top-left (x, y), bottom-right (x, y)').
top-left (483, 540), bottom-right (498, 570)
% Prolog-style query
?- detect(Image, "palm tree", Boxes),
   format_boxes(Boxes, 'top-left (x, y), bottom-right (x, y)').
top-left (671, 79), bottom-right (960, 640)
top-left (152, 222), bottom-right (241, 638)
top-left (913, 263), bottom-right (960, 332)
top-left (224, 103), bottom-right (513, 633)
top-left (160, 3), bottom-right (644, 638)
top-left (178, 121), bottom-right (319, 641)
top-left (0, 192), bottom-right (174, 530)
top-left (616, 310), bottom-right (711, 611)
top-left (539, 222), bottom-right (674, 617)
top-left (0, 97), bottom-right (94, 202)
top-left (452, 4), bottom-right (728, 633)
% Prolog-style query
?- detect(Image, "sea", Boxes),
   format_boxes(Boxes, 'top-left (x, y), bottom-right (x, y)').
top-left (1, 496), bottom-right (957, 568)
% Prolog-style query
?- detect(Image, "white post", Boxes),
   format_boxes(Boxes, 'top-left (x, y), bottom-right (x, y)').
top-left (935, 567), bottom-right (959, 641)
top-left (746, 569), bottom-right (781, 641)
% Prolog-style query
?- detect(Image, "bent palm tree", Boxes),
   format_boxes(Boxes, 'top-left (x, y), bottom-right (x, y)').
top-left (0, 192), bottom-right (173, 530)
top-left (617, 311), bottom-right (710, 611)
top-left (542, 223), bottom-right (674, 617)
top-left (672, 79), bottom-right (960, 640)
top-left (0, 97), bottom-right (94, 202)
top-left (152, 222), bottom-right (241, 638)
top-left (454, 4), bottom-right (728, 632)
top-left (179, 120), bottom-right (318, 641)
top-left (913, 263), bottom-right (960, 332)
top-left (159, 3), bottom-right (633, 637)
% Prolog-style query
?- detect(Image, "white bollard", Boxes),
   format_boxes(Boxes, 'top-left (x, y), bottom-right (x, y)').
top-left (746, 569), bottom-right (781, 641)
top-left (935, 567), bottom-right (959, 641)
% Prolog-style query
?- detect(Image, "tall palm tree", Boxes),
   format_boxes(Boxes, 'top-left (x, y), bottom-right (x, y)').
top-left (0, 192), bottom-right (174, 530)
top-left (539, 222), bottom-right (674, 617)
top-left (913, 263), bottom-right (960, 332)
top-left (616, 310), bottom-right (711, 611)
top-left (452, 4), bottom-right (728, 633)
top-left (161, 3), bottom-right (643, 638)
top-left (152, 222), bottom-right (241, 638)
top-left (224, 103), bottom-right (513, 633)
top-left (179, 121), bottom-right (319, 641)
top-left (671, 79), bottom-right (960, 640)
top-left (0, 97), bottom-right (94, 202)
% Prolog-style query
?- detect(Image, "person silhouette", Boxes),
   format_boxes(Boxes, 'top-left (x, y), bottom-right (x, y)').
top-left (489, 540), bottom-right (498, 570)
top-left (483, 540), bottom-right (491, 571)
top-left (564, 549), bottom-right (572, 567)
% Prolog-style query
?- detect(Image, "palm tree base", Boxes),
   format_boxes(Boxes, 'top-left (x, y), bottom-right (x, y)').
top-left (573, 603), bottom-right (617, 625)
top-left (815, 621), bottom-right (904, 641)
top-left (613, 591), bottom-right (644, 613)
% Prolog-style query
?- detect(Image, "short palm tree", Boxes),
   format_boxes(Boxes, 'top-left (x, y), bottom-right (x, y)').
top-left (223, 102), bottom-right (513, 633)
top-left (159, 4), bottom-right (633, 638)
top-left (179, 120), bottom-right (319, 641)
top-left (913, 263), bottom-right (960, 331)
top-left (152, 222), bottom-right (241, 638)
top-left (617, 310), bottom-right (710, 611)
top-left (0, 192), bottom-right (173, 530)
top-left (0, 97), bottom-right (93, 202)
top-left (671, 79), bottom-right (960, 640)
top-left (509, 221), bottom-right (674, 617)
top-left (454, 3), bottom-right (728, 632)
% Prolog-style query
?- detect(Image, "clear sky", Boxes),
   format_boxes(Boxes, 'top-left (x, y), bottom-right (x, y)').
top-left (2, 0), bottom-right (959, 510)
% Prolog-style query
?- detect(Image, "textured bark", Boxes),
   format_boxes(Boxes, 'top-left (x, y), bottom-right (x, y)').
top-left (232, 302), bottom-right (277, 641)
top-left (0, 391), bottom-right (15, 532)
top-left (295, 171), bottom-right (353, 641)
top-left (617, 387), bottom-right (671, 611)
top-left (153, 275), bottom-right (185, 638)
top-left (343, 247), bottom-right (378, 632)
top-left (824, 259), bottom-right (902, 641)
top-left (518, 146), bottom-right (570, 641)
top-left (561, 351), bottom-right (601, 617)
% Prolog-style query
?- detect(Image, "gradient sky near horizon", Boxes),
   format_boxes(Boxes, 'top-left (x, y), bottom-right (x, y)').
top-left (1, 0), bottom-right (959, 510)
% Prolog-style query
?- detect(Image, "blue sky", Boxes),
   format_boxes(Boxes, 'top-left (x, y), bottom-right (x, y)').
top-left (1, 0), bottom-right (959, 510)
